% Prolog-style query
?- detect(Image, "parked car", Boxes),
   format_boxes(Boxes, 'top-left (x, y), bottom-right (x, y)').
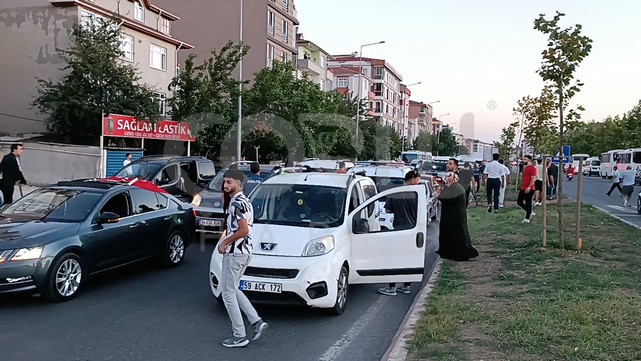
top-left (0, 178), bottom-right (196, 302)
top-left (419, 160), bottom-right (448, 183)
top-left (113, 155), bottom-right (216, 202)
top-left (192, 161), bottom-right (275, 239)
top-left (209, 171), bottom-right (427, 315)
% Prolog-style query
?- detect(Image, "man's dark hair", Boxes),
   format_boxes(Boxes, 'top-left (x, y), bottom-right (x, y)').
top-left (10, 144), bottom-right (22, 152)
top-left (448, 158), bottom-right (458, 166)
top-left (524, 155), bottom-right (532, 161)
top-left (537, 158), bottom-right (542, 164)
top-left (339, 161), bottom-right (346, 169)
top-left (498, 159), bottom-right (504, 164)
top-left (492, 153), bottom-right (500, 161)
top-left (125, 153), bottom-right (131, 157)
top-left (250, 162), bottom-right (260, 174)
top-left (404, 170), bottom-right (419, 182)
top-left (224, 169), bottom-right (245, 182)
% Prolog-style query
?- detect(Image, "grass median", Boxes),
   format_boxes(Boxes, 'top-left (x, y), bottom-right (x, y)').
top-left (407, 197), bottom-right (641, 361)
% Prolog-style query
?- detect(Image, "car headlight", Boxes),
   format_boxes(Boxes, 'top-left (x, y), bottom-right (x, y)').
top-left (302, 236), bottom-right (335, 257)
top-left (191, 194), bottom-right (202, 207)
top-left (11, 247), bottom-right (43, 261)
top-left (0, 250), bottom-right (12, 263)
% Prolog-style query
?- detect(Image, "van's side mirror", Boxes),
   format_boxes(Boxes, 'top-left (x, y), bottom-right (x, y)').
top-left (352, 217), bottom-right (370, 234)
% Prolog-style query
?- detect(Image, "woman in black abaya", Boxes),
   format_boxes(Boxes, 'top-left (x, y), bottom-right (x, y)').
top-left (435, 172), bottom-right (478, 261)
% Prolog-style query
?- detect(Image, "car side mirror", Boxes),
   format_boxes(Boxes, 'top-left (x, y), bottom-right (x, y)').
top-left (352, 217), bottom-right (370, 234)
top-left (97, 212), bottom-right (121, 224)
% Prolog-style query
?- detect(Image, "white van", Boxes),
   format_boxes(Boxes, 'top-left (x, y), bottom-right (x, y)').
top-left (209, 172), bottom-right (427, 315)
top-left (582, 157), bottom-right (600, 176)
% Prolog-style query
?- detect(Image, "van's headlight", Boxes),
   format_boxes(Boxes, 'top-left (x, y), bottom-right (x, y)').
top-left (302, 236), bottom-right (335, 257)
top-left (191, 194), bottom-right (202, 207)
top-left (11, 247), bottom-right (43, 261)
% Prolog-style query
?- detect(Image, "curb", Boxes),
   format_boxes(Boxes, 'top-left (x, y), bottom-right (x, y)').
top-left (380, 259), bottom-right (442, 361)
top-left (566, 196), bottom-right (641, 230)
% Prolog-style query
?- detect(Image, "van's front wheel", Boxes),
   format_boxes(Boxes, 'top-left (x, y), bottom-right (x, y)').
top-left (329, 265), bottom-right (349, 315)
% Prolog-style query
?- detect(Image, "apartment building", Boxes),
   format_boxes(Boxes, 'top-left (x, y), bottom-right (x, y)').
top-left (408, 100), bottom-right (434, 141)
top-left (0, 0), bottom-right (193, 135)
top-left (329, 55), bottom-right (403, 129)
top-left (296, 34), bottom-right (334, 91)
top-left (155, 0), bottom-right (299, 82)
top-left (464, 138), bottom-right (496, 160)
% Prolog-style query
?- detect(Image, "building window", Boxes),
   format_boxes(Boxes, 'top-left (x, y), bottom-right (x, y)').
top-left (134, 1), bottom-right (144, 22)
top-left (281, 20), bottom-right (289, 44)
top-left (155, 93), bottom-right (167, 116)
top-left (80, 9), bottom-right (103, 28)
top-left (150, 44), bottom-right (167, 71)
top-left (266, 43), bottom-right (275, 66)
top-left (337, 78), bottom-right (348, 88)
top-left (280, 50), bottom-right (289, 63)
top-left (159, 17), bottom-right (170, 35)
top-left (267, 10), bottom-right (275, 36)
top-left (283, 0), bottom-right (289, 12)
top-left (120, 34), bottom-right (134, 62)
top-left (319, 79), bottom-right (325, 91)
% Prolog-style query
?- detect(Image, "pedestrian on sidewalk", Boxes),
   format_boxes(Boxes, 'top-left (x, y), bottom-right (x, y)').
top-left (606, 163), bottom-right (622, 197)
top-left (482, 153), bottom-right (503, 213)
top-left (517, 155), bottom-right (537, 223)
top-left (621, 166), bottom-right (636, 207)
top-left (533, 158), bottom-right (544, 206)
top-left (378, 170), bottom-right (421, 296)
top-left (497, 159), bottom-right (510, 208)
top-left (546, 159), bottom-right (558, 200)
top-left (0, 144), bottom-right (28, 205)
top-left (473, 163), bottom-right (481, 192)
top-left (217, 169), bottom-right (268, 348)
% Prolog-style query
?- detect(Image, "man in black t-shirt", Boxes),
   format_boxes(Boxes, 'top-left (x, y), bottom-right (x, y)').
top-left (546, 159), bottom-right (559, 200)
top-left (379, 170), bottom-right (420, 297)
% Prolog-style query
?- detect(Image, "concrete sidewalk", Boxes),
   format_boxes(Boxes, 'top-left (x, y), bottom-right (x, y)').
top-left (3, 184), bottom-right (40, 204)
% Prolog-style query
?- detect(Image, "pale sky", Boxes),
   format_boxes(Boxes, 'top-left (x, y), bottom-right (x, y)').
top-left (296, 0), bottom-right (641, 144)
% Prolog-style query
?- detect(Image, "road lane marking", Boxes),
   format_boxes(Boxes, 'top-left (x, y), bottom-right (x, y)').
top-left (318, 295), bottom-right (390, 361)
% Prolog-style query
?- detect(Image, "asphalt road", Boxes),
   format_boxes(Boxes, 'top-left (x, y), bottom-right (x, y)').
top-left (0, 224), bottom-right (440, 361)
top-left (563, 174), bottom-right (641, 227)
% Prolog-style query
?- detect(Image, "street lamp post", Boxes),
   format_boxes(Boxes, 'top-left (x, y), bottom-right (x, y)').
top-left (356, 40), bottom-right (385, 141)
top-left (436, 113), bottom-right (450, 155)
top-left (400, 82), bottom-right (422, 153)
top-left (254, 145), bottom-right (260, 162)
top-left (236, 0), bottom-right (244, 162)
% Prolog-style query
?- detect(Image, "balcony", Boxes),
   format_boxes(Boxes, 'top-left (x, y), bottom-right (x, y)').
top-left (282, 33), bottom-right (289, 44)
top-left (282, 2), bottom-right (289, 12)
top-left (267, 25), bottom-right (275, 37)
top-left (297, 59), bottom-right (324, 75)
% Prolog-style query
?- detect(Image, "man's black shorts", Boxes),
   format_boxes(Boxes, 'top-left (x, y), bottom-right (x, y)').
top-left (535, 180), bottom-right (543, 191)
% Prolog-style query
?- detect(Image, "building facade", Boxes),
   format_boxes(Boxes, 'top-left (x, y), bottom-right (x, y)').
top-left (0, 0), bottom-right (192, 135)
top-left (328, 55), bottom-right (403, 129)
top-left (155, 0), bottom-right (299, 82)
top-left (464, 138), bottom-right (496, 160)
top-left (296, 34), bottom-right (334, 91)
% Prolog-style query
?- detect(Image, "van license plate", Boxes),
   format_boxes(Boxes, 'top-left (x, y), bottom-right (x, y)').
top-left (240, 280), bottom-right (282, 293)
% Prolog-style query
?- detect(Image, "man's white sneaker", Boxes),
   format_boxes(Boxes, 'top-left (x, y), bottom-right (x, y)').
top-left (531, 212), bottom-right (536, 216)
top-left (522, 218), bottom-right (531, 223)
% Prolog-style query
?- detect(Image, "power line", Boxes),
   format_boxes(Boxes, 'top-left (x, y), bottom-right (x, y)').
top-left (0, 111), bottom-right (47, 123)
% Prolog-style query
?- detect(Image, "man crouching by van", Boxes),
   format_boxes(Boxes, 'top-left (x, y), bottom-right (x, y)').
top-left (217, 169), bottom-right (268, 348)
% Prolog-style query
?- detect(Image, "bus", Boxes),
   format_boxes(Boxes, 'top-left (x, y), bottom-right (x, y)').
top-left (401, 151), bottom-right (433, 166)
top-left (600, 149), bottom-right (626, 178)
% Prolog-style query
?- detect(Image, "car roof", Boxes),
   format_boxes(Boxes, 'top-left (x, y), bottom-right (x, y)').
top-left (261, 172), bottom-right (362, 188)
top-left (350, 165), bottom-right (413, 178)
top-left (131, 155), bottom-right (210, 165)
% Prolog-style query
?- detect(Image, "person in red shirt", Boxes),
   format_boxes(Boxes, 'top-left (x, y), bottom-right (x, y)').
top-left (567, 164), bottom-right (575, 181)
top-left (518, 155), bottom-right (537, 223)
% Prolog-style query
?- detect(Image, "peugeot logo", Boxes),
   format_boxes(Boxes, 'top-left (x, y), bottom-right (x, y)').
top-left (260, 242), bottom-right (277, 251)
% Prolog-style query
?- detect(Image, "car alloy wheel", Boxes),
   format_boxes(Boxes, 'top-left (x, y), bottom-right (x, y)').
top-left (45, 253), bottom-right (83, 302)
top-left (162, 231), bottom-right (185, 267)
top-left (330, 265), bottom-right (349, 315)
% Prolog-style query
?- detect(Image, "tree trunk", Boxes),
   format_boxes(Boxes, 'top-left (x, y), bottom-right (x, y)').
top-left (557, 87), bottom-right (564, 249)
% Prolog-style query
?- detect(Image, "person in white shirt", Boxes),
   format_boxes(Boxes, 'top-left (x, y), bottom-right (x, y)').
top-left (606, 162), bottom-right (622, 197)
top-left (533, 159), bottom-right (544, 206)
top-left (498, 159), bottom-right (511, 208)
top-left (620, 166), bottom-right (636, 207)
top-left (482, 153), bottom-right (504, 213)
top-left (123, 153), bottom-right (132, 167)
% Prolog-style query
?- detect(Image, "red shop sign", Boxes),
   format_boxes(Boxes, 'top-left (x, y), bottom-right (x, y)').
top-left (103, 114), bottom-right (196, 141)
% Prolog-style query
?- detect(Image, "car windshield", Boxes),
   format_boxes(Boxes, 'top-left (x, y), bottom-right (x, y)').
top-left (207, 169), bottom-right (272, 191)
top-left (251, 184), bottom-right (347, 228)
top-left (115, 163), bottom-right (162, 180)
top-left (402, 154), bottom-right (417, 163)
top-left (0, 188), bottom-right (102, 222)
top-left (421, 161), bottom-right (447, 172)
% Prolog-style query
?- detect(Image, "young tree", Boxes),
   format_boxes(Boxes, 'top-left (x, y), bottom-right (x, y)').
top-left (515, 88), bottom-right (557, 156)
top-left (534, 11), bottom-right (593, 248)
top-left (433, 127), bottom-right (458, 156)
top-left (495, 121), bottom-right (518, 161)
top-left (32, 20), bottom-right (159, 144)
top-left (413, 131), bottom-right (433, 152)
top-left (169, 42), bottom-right (248, 159)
